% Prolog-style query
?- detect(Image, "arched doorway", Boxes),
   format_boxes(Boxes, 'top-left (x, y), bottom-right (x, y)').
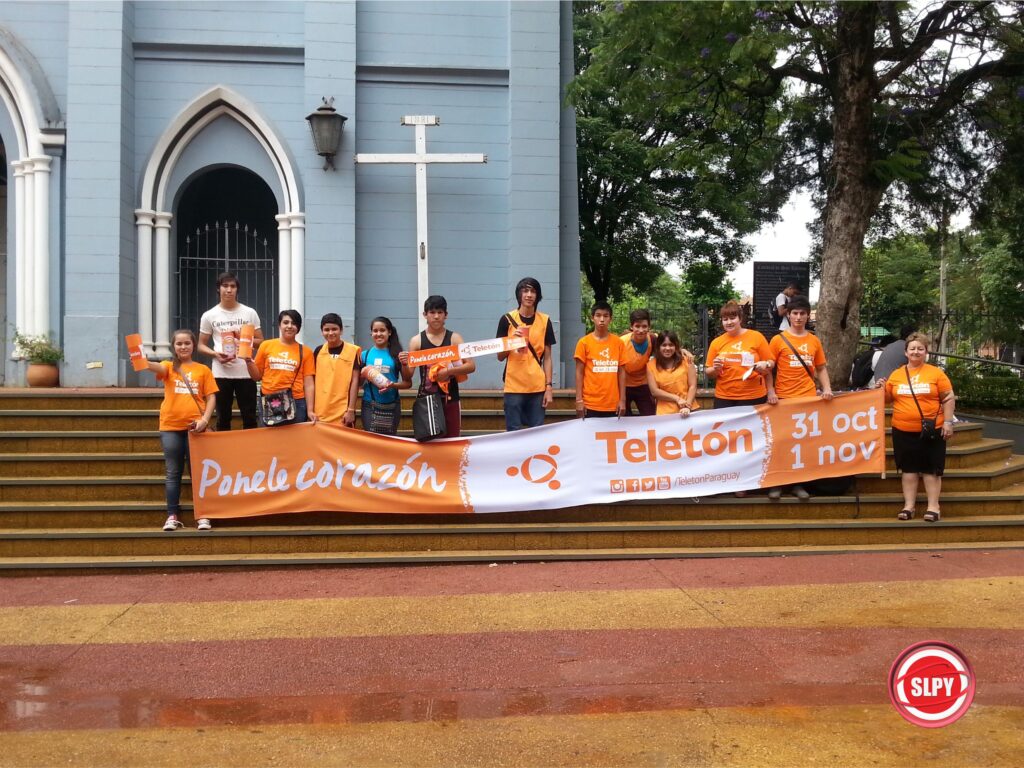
top-left (173, 167), bottom-right (278, 336)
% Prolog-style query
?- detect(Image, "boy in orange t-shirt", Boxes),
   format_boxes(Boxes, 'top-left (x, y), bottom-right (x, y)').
top-left (574, 301), bottom-right (626, 418)
top-left (620, 308), bottom-right (656, 416)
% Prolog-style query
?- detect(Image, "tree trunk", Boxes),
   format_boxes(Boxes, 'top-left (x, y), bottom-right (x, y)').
top-left (815, 6), bottom-right (886, 385)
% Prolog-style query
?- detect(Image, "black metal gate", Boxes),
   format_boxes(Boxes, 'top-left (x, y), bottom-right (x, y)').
top-left (175, 221), bottom-right (277, 336)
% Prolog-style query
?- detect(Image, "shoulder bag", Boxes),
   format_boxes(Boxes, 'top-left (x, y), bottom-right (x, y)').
top-left (905, 365), bottom-right (941, 441)
top-left (259, 344), bottom-right (303, 426)
top-left (778, 333), bottom-right (817, 388)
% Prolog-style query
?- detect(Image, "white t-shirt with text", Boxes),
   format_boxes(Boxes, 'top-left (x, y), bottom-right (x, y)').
top-left (199, 303), bottom-right (261, 378)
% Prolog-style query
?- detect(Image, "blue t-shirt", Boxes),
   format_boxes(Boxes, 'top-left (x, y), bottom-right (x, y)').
top-left (361, 347), bottom-right (401, 404)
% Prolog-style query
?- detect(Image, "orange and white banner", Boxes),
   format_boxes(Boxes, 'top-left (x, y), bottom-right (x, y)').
top-left (407, 335), bottom-right (526, 368)
top-left (189, 390), bottom-right (884, 519)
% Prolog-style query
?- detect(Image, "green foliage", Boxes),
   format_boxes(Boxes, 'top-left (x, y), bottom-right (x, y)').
top-left (945, 359), bottom-right (1024, 410)
top-left (13, 330), bottom-right (63, 365)
top-left (947, 228), bottom-right (1024, 347)
top-left (861, 233), bottom-right (938, 333)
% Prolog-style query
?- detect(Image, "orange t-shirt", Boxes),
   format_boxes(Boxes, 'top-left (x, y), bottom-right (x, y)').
top-left (157, 361), bottom-right (219, 431)
top-left (706, 330), bottom-right (772, 400)
top-left (620, 333), bottom-right (654, 387)
top-left (769, 331), bottom-right (826, 399)
top-left (254, 339), bottom-right (315, 399)
top-left (647, 358), bottom-right (694, 416)
top-left (886, 363), bottom-right (952, 432)
top-left (574, 333), bottom-right (625, 412)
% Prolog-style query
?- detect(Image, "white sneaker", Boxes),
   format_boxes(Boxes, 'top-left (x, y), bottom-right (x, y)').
top-left (767, 487), bottom-right (782, 500)
top-left (197, 518), bottom-right (213, 531)
top-left (792, 485), bottom-right (811, 500)
top-left (163, 515), bottom-right (184, 532)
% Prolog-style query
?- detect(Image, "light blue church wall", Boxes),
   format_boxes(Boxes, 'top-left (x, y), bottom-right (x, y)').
top-left (0, 0), bottom-right (580, 388)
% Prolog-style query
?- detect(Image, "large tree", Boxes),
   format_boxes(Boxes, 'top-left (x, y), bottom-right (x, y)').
top-left (569, 1), bottom-right (790, 302)
top-left (580, 1), bottom-right (1024, 378)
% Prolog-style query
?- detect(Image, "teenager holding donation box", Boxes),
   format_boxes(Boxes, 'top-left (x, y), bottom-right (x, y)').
top-left (574, 301), bottom-right (626, 418)
top-left (398, 295), bottom-right (475, 438)
top-left (620, 309), bottom-right (656, 416)
top-left (198, 272), bottom-right (263, 430)
top-left (311, 313), bottom-right (361, 427)
top-left (646, 330), bottom-right (697, 417)
top-left (876, 333), bottom-right (956, 523)
top-left (496, 277), bottom-right (556, 430)
top-left (142, 329), bottom-right (218, 533)
top-left (246, 310), bottom-right (317, 426)
top-left (765, 295), bottom-right (834, 500)
top-left (361, 317), bottom-right (412, 436)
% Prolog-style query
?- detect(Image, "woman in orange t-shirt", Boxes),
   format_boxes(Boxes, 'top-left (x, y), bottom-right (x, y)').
top-left (143, 329), bottom-right (218, 533)
top-left (876, 333), bottom-right (955, 523)
top-left (704, 300), bottom-right (774, 409)
top-left (646, 330), bottom-right (698, 416)
top-left (247, 309), bottom-right (317, 426)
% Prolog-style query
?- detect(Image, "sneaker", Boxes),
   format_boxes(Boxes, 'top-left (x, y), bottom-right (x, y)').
top-left (196, 518), bottom-right (213, 531)
top-left (163, 515), bottom-right (184, 532)
top-left (767, 487), bottom-right (782, 500)
top-left (792, 485), bottom-right (811, 500)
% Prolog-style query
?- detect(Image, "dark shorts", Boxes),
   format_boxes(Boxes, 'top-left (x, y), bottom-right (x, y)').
top-left (713, 396), bottom-right (768, 409)
top-left (892, 427), bottom-right (946, 476)
top-left (584, 409), bottom-right (618, 419)
top-left (625, 385), bottom-right (656, 416)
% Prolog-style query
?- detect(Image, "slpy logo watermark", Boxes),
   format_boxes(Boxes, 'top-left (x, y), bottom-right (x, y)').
top-left (888, 641), bottom-right (975, 727)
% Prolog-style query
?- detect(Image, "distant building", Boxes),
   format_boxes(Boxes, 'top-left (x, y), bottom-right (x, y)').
top-left (0, 1), bottom-right (582, 387)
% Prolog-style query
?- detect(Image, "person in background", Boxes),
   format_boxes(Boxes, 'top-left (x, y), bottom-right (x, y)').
top-left (775, 282), bottom-right (800, 332)
top-left (496, 277), bottom-right (555, 430)
top-left (620, 309), bottom-right (656, 416)
top-left (144, 329), bottom-right (217, 533)
top-left (765, 295), bottom-right (833, 500)
top-left (361, 316), bottom-right (412, 436)
top-left (312, 313), bottom-right (361, 427)
top-left (574, 301), bottom-right (626, 418)
top-left (646, 330), bottom-right (697, 417)
top-left (247, 309), bottom-right (316, 426)
top-left (198, 271), bottom-right (263, 430)
top-left (399, 295), bottom-right (475, 438)
top-left (871, 325), bottom-right (916, 386)
top-left (876, 333), bottom-right (955, 523)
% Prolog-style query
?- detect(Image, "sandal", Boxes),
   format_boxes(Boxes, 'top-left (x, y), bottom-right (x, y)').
top-left (897, 509), bottom-right (915, 521)
top-left (923, 510), bottom-right (941, 523)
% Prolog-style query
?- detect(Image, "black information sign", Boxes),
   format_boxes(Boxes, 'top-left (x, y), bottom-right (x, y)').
top-left (753, 261), bottom-right (811, 338)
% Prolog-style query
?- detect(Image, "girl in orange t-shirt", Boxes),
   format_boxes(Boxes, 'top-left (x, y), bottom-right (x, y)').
top-left (143, 329), bottom-right (218, 533)
top-left (704, 300), bottom-right (774, 408)
top-left (877, 332), bottom-right (955, 523)
top-left (646, 330), bottom-right (698, 417)
top-left (247, 309), bottom-right (317, 426)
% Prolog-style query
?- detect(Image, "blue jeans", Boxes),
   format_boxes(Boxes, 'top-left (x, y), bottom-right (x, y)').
top-left (160, 430), bottom-right (190, 515)
top-left (504, 392), bottom-right (545, 431)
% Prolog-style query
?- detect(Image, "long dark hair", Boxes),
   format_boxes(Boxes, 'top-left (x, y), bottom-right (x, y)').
top-left (654, 330), bottom-right (683, 371)
top-left (371, 316), bottom-right (403, 360)
top-left (170, 329), bottom-right (197, 375)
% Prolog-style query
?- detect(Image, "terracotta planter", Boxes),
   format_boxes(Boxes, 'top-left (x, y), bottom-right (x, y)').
top-left (26, 363), bottom-right (60, 388)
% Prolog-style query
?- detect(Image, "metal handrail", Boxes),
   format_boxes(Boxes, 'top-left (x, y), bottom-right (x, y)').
top-left (858, 341), bottom-right (1024, 372)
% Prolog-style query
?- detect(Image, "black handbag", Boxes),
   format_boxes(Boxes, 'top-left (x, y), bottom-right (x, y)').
top-left (412, 392), bottom-right (446, 441)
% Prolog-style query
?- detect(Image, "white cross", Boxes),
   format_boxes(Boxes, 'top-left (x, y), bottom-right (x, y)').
top-left (355, 116), bottom-right (487, 329)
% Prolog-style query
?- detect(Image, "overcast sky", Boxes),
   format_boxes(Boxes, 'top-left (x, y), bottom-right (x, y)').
top-left (734, 190), bottom-right (818, 302)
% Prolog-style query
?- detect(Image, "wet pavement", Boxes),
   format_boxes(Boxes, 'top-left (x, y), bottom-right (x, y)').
top-left (1, 551), bottom-right (1022, 766)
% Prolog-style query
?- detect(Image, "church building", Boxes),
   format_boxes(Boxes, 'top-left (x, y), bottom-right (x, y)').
top-left (0, 1), bottom-right (581, 387)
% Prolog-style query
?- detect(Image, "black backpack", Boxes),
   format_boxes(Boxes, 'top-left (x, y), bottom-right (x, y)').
top-left (850, 347), bottom-right (876, 389)
top-left (768, 297), bottom-right (784, 329)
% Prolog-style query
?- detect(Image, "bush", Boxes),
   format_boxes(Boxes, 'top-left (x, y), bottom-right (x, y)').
top-left (946, 359), bottom-right (1024, 410)
top-left (12, 331), bottom-right (63, 365)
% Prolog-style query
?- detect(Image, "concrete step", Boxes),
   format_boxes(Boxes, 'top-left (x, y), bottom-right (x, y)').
top-left (2, 486), bottom-right (1024, 528)
top-left (7, 458), bottom-right (1021, 502)
top-left (2, 515), bottom-right (1022, 559)
top-left (3, 539), bottom-right (1022, 572)
top-left (1, 436), bottom-right (1013, 478)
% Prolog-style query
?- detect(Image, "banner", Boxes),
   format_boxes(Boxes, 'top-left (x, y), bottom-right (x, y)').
top-left (189, 390), bottom-right (885, 519)
top-left (407, 335), bottom-right (526, 368)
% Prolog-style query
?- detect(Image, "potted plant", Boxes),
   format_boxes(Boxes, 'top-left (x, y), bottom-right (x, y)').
top-left (13, 330), bottom-right (63, 387)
